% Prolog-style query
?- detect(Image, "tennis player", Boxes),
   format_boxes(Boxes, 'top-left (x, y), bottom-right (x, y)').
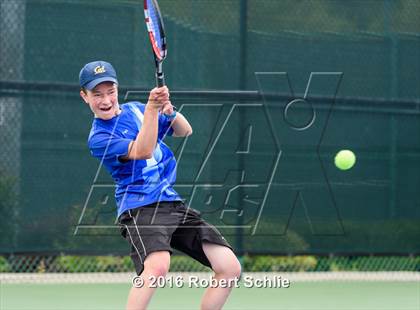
top-left (80, 61), bottom-right (241, 310)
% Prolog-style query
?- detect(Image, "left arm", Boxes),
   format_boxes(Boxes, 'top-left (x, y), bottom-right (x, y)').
top-left (169, 111), bottom-right (193, 137)
top-left (162, 101), bottom-right (192, 137)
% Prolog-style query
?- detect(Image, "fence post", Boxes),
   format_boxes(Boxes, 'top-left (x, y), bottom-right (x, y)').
top-left (236, 0), bottom-right (248, 257)
top-left (385, 0), bottom-right (398, 219)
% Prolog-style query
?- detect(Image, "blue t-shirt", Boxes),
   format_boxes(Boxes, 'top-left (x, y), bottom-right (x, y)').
top-left (88, 101), bottom-right (182, 217)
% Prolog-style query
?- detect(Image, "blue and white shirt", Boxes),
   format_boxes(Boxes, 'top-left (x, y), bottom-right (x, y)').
top-left (88, 101), bottom-right (182, 217)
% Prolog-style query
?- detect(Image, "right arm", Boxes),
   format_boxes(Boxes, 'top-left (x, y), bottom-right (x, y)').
top-left (124, 87), bottom-right (169, 160)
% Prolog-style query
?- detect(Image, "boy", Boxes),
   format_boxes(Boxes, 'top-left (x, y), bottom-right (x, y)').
top-left (79, 61), bottom-right (241, 310)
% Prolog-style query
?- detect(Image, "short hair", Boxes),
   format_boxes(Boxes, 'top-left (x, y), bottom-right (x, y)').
top-left (80, 82), bottom-right (117, 94)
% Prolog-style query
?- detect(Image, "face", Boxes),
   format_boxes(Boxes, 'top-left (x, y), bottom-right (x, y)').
top-left (80, 82), bottom-right (120, 120)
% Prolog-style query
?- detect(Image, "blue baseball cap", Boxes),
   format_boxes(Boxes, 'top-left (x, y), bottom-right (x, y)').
top-left (79, 61), bottom-right (118, 90)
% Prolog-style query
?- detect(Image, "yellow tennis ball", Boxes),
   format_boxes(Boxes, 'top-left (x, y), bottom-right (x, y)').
top-left (335, 150), bottom-right (356, 170)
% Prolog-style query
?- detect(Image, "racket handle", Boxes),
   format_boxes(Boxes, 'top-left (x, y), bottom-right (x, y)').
top-left (156, 72), bottom-right (165, 87)
top-left (155, 59), bottom-right (165, 87)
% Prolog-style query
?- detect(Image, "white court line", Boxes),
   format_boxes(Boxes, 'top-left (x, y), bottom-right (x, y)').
top-left (1, 272), bottom-right (419, 284)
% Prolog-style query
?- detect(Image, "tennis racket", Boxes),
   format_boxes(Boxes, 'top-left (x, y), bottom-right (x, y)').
top-left (144, 0), bottom-right (167, 87)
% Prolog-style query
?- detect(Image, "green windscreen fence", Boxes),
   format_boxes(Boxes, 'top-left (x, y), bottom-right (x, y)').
top-left (0, 0), bottom-right (419, 255)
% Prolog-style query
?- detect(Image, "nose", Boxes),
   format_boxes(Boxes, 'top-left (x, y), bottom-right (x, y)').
top-left (102, 94), bottom-right (113, 105)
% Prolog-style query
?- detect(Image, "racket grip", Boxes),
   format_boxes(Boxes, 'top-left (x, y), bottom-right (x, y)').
top-left (156, 72), bottom-right (165, 87)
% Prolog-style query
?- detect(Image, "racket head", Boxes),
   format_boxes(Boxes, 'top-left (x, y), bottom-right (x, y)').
top-left (144, 0), bottom-right (167, 62)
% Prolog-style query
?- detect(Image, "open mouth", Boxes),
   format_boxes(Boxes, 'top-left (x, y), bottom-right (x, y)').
top-left (100, 106), bottom-right (112, 112)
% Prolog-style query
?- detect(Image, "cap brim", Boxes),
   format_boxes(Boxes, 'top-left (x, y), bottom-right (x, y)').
top-left (84, 77), bottom-right (118, 90)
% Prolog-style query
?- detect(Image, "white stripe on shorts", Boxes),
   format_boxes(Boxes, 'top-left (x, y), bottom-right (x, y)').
top-left (129, 209), bottom-right (148, 257)
top-left (124, 223), bottom-right (143, 265)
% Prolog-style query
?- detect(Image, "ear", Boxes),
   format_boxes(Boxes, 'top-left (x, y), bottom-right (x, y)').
top-left (80, 90), bottom-right (89, 104)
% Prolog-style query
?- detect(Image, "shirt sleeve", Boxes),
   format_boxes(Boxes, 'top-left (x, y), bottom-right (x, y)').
top-left (158, 113), bottom-right (174, 139)
top-left (88, 131), bottom-right (132, 165)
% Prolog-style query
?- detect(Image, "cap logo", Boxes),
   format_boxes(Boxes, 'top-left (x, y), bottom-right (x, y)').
top-left (93, 65), bottom-right (106, 75)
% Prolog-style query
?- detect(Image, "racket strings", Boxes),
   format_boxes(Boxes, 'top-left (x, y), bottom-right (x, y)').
top-left (144, 0), bottom-right (166, 60)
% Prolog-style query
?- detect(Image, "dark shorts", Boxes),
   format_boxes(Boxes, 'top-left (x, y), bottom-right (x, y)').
top-left (118, 201), bottom-right (233, 275)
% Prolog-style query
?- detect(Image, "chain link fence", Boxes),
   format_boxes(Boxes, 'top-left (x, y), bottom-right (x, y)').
top-left (1, 254), bottom-right (419, 273)
top-left (0, 0), bottom-right (25, 253)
